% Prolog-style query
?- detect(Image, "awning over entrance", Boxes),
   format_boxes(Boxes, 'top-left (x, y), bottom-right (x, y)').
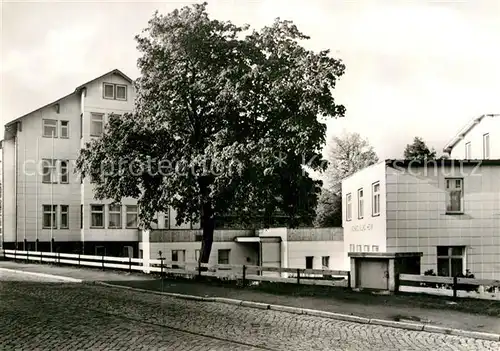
top-left (234, 236), bottom-right (281, 243)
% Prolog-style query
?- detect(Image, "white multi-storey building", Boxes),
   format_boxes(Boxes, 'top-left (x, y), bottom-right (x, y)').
top-left (342, 114), bottom-right (500, 279)
top-left (443, 113), bottom-right (500, 159)
top-left (1, 69), bottom-right (196, 257)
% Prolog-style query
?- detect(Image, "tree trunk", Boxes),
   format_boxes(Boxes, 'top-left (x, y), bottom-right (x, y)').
top-left (199, 202), bottom-right (215, 265)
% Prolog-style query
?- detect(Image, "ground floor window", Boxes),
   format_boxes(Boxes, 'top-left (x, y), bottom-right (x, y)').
top-left (218, 249), bottom-right (230, 264)
top-left (321, 256), bottom-right (330, 269)
top-left (437, 246), bottom-right (465, 276)
top-left (171, 250), bottom-right (185, 263)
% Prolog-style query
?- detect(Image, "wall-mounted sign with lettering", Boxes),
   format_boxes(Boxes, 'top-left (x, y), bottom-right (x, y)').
top-left (351, 224), bottom-right (374, 232)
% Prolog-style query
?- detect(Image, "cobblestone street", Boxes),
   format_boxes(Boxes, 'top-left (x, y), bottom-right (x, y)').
top-left (1, 277), bottom-right (499, 351)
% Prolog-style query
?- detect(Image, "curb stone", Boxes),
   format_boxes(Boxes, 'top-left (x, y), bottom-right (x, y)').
top-left (0, 268), bottom-right (83, 283)
top-left (95, 281), bottom-right (500, 342)
top-left (369, 318), bottom-right (424, 331)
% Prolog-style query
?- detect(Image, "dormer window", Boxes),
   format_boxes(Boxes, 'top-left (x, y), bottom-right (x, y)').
top-left (103, 83), bottom-right (127, 101)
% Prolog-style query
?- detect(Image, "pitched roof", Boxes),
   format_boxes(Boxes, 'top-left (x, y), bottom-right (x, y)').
top-left (442, 114), bottom-right (500, 154)
top-left (4, 69), bottom-right (133, 129)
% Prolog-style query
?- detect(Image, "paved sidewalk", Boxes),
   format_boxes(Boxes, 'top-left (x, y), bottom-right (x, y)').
top-left (2, 260), bottom-right (499, 335)
top-left (0, 260), bottom-right (153, 282)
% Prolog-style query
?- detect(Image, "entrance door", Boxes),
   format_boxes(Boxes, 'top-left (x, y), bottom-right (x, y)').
top-left (357, 259), bottom-right (389, 290)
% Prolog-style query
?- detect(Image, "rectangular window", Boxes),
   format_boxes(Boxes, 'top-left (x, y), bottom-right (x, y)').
top-left (357, 188), bottom-right (364, 219)
top-left (90, 113), bottom-right (104, 136)
top-left (126, 205), bottom-right (138, 228)
top-left (372, 182), bottom-right (381, 216)
top-left (42, 159), bottom-right (57, 183)
top-left (42, 205), bottom-right (57, 229)
top-left (356, 245), bottom-right (362, 252)
top-left (108, 204), bottom-right (122, 228)
top-left (218, 249), bottom-right (230, 265)
top-left (321, 256), bottom-right (330, 269)
top-left (116, 85), bottom-right (127, 100)
top-left (483, 134), bottom-right (490, 159)
top-left (60, 121), bottom-right (69, 138)
top-left (445, 178), bottom-right (463, 214)
top-left (195, 249), bottom-right (200, 262)
top-left (103, 83), bottom-right (115, 99)
top-left (465, 142), bottom-right (471, 159)
top-left (305, 256), bottom-right (314, 269)
top-left (364, 245), bottom-right (370, 252)
top-left (164, 211), bottom-right (170, 229)
top-left (60, 160), bottom-right (69, 184)
top-left (90, 205), bottom-right (104, 228)
top-left (43, 119), bottom-right (57, 138)
top-left (372, 245), bottom-right (379, 252)
top-left (437, 246), bottom-right (465, 277)
top-left (60, 205), bottom-right (69, 229)
top-left (172, 250), bottom-right (185, 262)
top-left (346, 193), bottom-right (352, 221)
top-left (349, 244), bottom-right (355, 252)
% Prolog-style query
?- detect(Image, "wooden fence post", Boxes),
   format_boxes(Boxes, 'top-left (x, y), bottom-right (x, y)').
top-left (395, 273), bottom-right (400, 294)
top-left (26, 250), bottom-right (29, 263)
top-left (78, 254), bottom-right (81, 267)
top-left (347, 271), bottom-right (351, 289)
top-left (102, 255), bottom-right (105, 270)
top-left (242, 265), bottom-right (246, 287)
top-left (129, 257), bottom-right (132, 273)
top-left (453, 275), bottom-right (458, 300)
top-left (58, 252), bottom-right (61, 265)
top-left (296, 269), bottom-right (300, 284)
top-left (40, 251), bottom-right (43, 264)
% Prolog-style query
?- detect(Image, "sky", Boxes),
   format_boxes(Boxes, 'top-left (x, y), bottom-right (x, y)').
top-left (2, 0), bottom-right (500, 161)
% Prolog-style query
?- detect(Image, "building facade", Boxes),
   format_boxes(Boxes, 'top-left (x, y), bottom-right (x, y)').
top-left (142, 227), bottom-right (345, 272)
top-left (443, 114), bottom-right (500, 159)
top-left (343, 159), bottom-right (500, 279)
top-left (1, 69), bottom-right (197, 257)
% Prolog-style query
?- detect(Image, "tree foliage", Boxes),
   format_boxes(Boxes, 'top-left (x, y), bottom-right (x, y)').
top-left (404, 136), bottom-right (437, 160)
top-left (76, 2), bottom-right (345, 262)
top-left (315, 132), bottom-right (378, 227)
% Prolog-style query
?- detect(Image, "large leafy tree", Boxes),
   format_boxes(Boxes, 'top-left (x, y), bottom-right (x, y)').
top-left (76, 3), bottom-right (345, 262)
top-left (404, 136), bottom-right (436, 160)
top-left (315, 132), bottom-right (378, 226)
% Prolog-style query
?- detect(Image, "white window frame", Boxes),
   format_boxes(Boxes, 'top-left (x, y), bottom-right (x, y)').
top-left (357, 188), bottom-right (364, 219)
top-left (218, 249), bottom-right (231, 265)
top-left (42, 205), bottom-right (57, 229)
top-left (60, 205), bottom-right (69, 229)
top-left (60, 160), bottom-right (69, 184)
top-left (465, 142), bottom-right (471, 159)
top-left (372, 245), bottom-right (379, 252)
top-left (90, 113), bottom-right (104, 137)
top-left (60, 120), bottom-right (69, 138)
top-left (346, 193), bottom-right (352, 221)
top-left (115, 85), bottom-right (127, 101)
top-left (42, 159), bottom-right (57, 184)
top-left (108, 204), bottom-right (122, 229)
top-left (445, 178), bottom-right (464, 214)
top-left (321, 256), bottom-right (330, 269)
top-left (103, 83), bottom-right (115, 99)
top-left (437, 246), bottom-right (465, 277)
top-left (126, 205), bottom-right (138, 228)
top-left (356, 245), bottom-right (362, 252)
top-left (43, 119), bottom-right (58, 138)
top-left (363, 245), bottom-right (370, 252)
top-left (483, 133), bottom-right (490, 159)
top-left (372, 182), bottom-right (381, 216)
top-left (90, 204), bottom-right (105, 228)
top-left (349, 244), bottom-right (355, 252)
top-left (172, 250), bottom-right (185, 263)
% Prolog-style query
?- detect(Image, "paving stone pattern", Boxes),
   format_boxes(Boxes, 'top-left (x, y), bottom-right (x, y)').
top-left (0, 281), bottom-right (499, 350)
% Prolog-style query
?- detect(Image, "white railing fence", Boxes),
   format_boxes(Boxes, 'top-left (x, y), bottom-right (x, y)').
top-left (3, 249), bottom-right (351, 287)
